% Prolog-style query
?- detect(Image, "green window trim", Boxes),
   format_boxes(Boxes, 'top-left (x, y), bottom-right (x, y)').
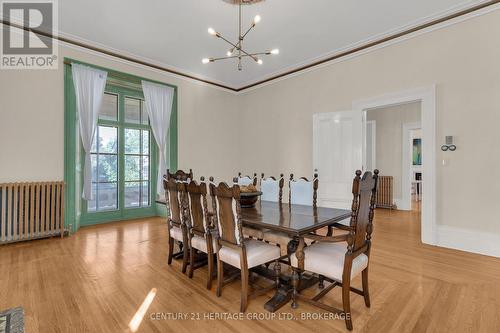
top-left (64, 58), bottom-right (177, 232)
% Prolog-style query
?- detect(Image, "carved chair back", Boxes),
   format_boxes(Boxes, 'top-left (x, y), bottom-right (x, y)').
top-left (347, 170), bottom-right (379, 252)
top-left (163, 177), bottom-right (186, 228)
top-left (166, 169), bottom-right (193, 182)
top-left (236, 172), bottom-right (257, 186)
top-left (260, 173), bottom-right (285, 203)
top-left (289, 173), bottom-right (319, 207)
top-left (186, 178), bottom-right (209, 235)
top-left (210, 182), bottom-right (243, 246)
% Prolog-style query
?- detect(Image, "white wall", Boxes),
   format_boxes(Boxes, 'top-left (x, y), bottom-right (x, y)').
top-left (367, 102), bottom-right (421, 201)
top-left (0, 43), bottom-right (240, 185)
top-left (237, 9), bottom-right (500, 235)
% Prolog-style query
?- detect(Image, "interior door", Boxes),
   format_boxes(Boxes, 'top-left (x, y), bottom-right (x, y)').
top-left (313, 110), bottom-right (363, 209)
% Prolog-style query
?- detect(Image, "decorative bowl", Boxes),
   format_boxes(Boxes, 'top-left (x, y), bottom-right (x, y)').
top-left (239, 191), bottom-right (262, 208)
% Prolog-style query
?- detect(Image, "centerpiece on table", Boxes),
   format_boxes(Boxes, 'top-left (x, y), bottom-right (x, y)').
top-left (239, 184), bottom-right (262, 208)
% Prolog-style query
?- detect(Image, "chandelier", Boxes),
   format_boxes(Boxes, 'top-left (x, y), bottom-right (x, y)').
top-left (202, 0), bottom-right (279, 71)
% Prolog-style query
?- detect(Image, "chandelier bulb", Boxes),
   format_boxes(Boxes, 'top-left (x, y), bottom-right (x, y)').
top-left (208, 27), bottom-right (217, 36)
top-left (253, 15), bottom-right (261, 25)
top-left (257, 59), bottom-right (263, 65)
top-left (202, 58), bottom-right (210, 64)
top-left (270, 48), bottom-right (279, 55)
top-left (227, 50), bottom-right (233, 57)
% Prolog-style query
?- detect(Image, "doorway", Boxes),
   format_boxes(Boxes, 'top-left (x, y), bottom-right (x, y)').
top-left (364, 102), bottom-right (422, 212)
top-left (353, 86), bottom-right (437, 245)
top-left (313, 87), bottom-right (436, 244)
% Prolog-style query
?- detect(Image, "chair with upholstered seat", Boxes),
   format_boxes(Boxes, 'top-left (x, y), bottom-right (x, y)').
top-left (237, 173), bottom-right (263, 240)
top-left (290, 173), bottom-right (338, 237)
top-left (290, 170), bottom-right (379, 331)
top-left (235, 172), bottom-right (257, 186)
top-left (185, 177), bottom-right (217, 289)
top-left (163, 177), bottom-right (190, 273)
top-left (211, 182), bottom-right (281, 312)
top-left (260, 173), bottom-right (285, 203)
top-left (258, 173), bottom-right (288, 254)
top-left (262, 174), bottom-right (318, 256)
top-left (289, 173), bottom-right (318, 206)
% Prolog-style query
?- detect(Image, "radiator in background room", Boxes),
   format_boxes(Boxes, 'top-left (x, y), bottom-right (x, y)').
top-left (0, 182), bottom-right (65, 244)
top-left (375, 176), bottom-right (397, 209)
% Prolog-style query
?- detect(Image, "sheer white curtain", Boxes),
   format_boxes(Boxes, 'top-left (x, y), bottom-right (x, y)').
top-left (72, 63), bottom-right (108, 200)
top-left (141, 80), bottom-right (175, 196)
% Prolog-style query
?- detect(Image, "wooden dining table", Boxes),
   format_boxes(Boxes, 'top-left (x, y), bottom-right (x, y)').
top-left (240, 201), bottom-right (351, 312)
top-left (156, 198), bottom-right (351, 312)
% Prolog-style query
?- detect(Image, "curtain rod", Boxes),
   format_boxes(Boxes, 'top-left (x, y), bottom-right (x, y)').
top-left (63, 60), bottom-right (176, 91)
top-left (64, 60), bottom-right (147, 91)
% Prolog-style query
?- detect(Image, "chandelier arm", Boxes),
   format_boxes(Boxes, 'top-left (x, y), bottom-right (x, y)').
top-left (246, 51), bottom-right (270, 56)
top-left (210, 53), bottom-right (259, 62)
top-left (217, 34), bottom-right (240, 50)
top-left (235, 46), bottom-right (259, 61)
top-left (241, 23), bottom-right (256, 40)
top-left (217, 34), bottom-right (258, 61)
top-left (211, 55), bottom-right (242, 61)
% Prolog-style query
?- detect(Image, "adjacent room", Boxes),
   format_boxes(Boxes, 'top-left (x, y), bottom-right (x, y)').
top-left (1, 1), bottom-right (500, 332)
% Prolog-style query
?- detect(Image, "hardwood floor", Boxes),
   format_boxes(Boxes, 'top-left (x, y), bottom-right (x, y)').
top-left (1, 208), bottom-right (500, 332)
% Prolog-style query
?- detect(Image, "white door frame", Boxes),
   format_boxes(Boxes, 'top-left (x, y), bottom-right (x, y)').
top-left (352, 85), bottom-right (437, 245)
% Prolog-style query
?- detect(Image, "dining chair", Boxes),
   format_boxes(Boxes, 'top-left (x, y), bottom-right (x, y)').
top-left (237, 173), bottom-right (264, 240)
top-left (262, 174), bottom-right (319, 256)
top-left (210, 182), bottom-right (281, 312)
top-left (290, 170), bottom-right (379, 331)
top-left (258, 173), bottom-right (289, 255)
top-left (163, 177), bottom-right (190, 273)
top-left (260, 173), bottom-right (284, 202)
top-left (186, 177), bottom-right (217, 289)
top-left (166, 168), bottom-right (193, 182)
top-left (289, 173), bottom-right (319, 206)
top-left (235, 172), bottom-right (257, 186)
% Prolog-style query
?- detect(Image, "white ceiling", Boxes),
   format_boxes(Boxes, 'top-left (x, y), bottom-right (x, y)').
top-left (59, 0), bottom-right (486, 89)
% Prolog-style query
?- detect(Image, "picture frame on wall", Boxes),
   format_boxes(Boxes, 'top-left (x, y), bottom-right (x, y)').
top-left (413, 138), bottom-right (422, 165)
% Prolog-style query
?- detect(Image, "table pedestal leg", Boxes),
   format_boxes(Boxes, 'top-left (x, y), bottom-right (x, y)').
top-left (263, 236), bottom-right (316, 312)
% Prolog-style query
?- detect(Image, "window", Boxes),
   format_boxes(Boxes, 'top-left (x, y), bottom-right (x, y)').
top-left (64, 60), bottom-right (178, 231)
top-left (84, 87), bottom-right (156, 217)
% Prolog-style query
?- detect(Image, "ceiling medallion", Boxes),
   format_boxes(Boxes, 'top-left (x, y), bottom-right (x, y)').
top-left (202, 0), bottom-right (278, 71)
top-left (222, 0), bottom-right (265, 4)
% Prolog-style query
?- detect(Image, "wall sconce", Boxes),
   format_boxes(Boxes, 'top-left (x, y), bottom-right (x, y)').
top-left (441, 136), bottom-right (456, 151)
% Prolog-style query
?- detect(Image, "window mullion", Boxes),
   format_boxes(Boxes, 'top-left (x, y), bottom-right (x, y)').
top-left (118, 93), bottom-right (125, 213)
top-left (95, 126), bottom-right (99, 210)
top-left (139, 129), bottom-right (143, 207)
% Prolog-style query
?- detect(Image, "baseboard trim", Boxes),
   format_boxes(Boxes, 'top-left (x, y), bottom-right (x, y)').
top-left (435, 225), bottom-right (500, 258)
top-left (394, 198), bottom-right (411, 211)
